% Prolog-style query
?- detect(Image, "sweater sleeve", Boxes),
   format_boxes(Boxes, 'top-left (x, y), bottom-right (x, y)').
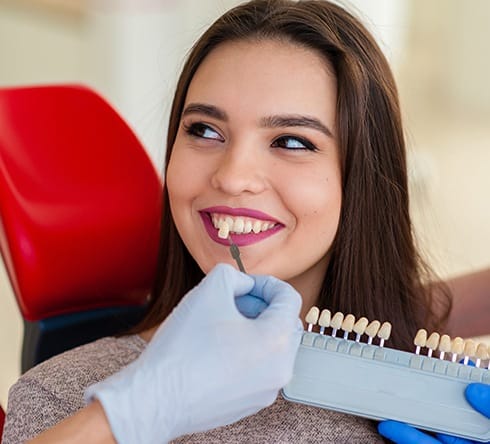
top-left (1, 376), bottom-right (80, 444)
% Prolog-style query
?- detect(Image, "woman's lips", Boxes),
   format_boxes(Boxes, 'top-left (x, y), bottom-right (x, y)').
top-left (199, 206), bottom-right (284, 247)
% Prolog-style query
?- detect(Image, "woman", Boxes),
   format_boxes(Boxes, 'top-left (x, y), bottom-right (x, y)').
top-left (3, 0), bottom-right (452, 442)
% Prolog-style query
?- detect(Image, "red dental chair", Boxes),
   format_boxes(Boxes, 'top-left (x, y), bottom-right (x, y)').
top-left (0, 85), bottom-right (163, 435)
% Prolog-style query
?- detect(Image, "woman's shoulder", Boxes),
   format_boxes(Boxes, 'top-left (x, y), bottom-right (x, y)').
top-left (2, 335), bottom-right (146, 444)
top-left (175, 395), bottom-right (384, 443)
top-left (21, 334), bottom-right (146, 395)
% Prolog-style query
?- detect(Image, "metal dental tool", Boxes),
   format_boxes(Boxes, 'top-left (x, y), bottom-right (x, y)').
top-left (228, 236), bottom-right (246, 273)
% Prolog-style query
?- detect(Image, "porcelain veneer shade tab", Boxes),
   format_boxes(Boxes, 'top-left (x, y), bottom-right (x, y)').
top-left (414, 329), bottom-right (427, 354)
top-left (365, 320), bottom-right (381, 345)
top-left (438, 334), bottom-right (451, 359)
top-left (377, 322), bottom-right (392, 347)
top-left (353, 317), bottom-right (369, 341)
top-left (462, 339), bottom-right (477, 365)
top-left (341, 314), bottom-right (355, 339)
top-left (330, 312), bottom-right (344, 337)
top-left (318, 309), bottom-right (331, 334)
top-left (426, 332), bottom-right (440, 357)
top-left (305, 306), bottom-right (320, 332)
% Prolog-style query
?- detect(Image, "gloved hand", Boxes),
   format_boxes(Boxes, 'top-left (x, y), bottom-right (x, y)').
top-left (85, 263), bottom-right (303, 444)
top-left (378, 383), bottom-right (490, 444)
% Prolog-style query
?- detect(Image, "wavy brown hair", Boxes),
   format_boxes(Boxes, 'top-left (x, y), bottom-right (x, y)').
top-left (133, 0), bottom-right (451, 352)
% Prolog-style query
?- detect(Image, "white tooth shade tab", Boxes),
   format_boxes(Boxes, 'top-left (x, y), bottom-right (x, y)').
top-left (318, 309), bottom-right (331, 327)
top-left (377, 322), bottom-right (392, 347)
top-left (414, 329), bottom-right (427, 355)
top-left (341, 314), bottom-right (355, 332)
top-left (426, 332), bottom-right (440, 357)
top-left (353, 317), bottom-right (369, 340)
top-left (218, 220), bottom-right (230, 239)
top-left (318, 309), bottom-right (331, 335)
top-left (365, 320), bottom-right (381, 345)
top-left (451, 337), bottom-right (464, 362)
top-left (438, 334), bottom-right (451, 360)
top-left (305, 306), bottom-right (320, 332)
top-left (341, 314), bottom-right (355, 339)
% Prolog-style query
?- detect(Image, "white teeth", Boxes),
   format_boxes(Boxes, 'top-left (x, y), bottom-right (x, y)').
top-left (211, 213), bottom-right (276, 235)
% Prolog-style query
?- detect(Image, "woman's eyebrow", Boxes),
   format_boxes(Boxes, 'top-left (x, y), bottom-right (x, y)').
top-left (260, 115), bottom-right (333, 138)
top-left (182, 104), bottom-right (333, 138)
top-left (182, 103), bottom-right (228, 121)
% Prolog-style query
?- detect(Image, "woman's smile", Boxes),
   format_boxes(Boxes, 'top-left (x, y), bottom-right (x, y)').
top-left (199, 206), bottom-right (284, 247)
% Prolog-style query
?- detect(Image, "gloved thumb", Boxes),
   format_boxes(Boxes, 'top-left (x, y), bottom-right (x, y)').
top-left (465, 383), bottom-right (490, 419)
top-left (249, 275), bottom-right (302, 323)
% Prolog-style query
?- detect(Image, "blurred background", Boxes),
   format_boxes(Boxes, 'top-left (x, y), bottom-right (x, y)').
top-left (1, 0), bottom-right (489, 407)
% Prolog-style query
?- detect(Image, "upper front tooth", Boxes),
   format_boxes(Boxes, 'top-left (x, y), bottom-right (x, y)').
top-left (225, 216), bottom-right (234, 227)
top-left (252, 220), bottom-right (262, 233)
top-left (244, 220), bottom-right (252, 233)
top-left (232, 217), bottom-right (245, 233)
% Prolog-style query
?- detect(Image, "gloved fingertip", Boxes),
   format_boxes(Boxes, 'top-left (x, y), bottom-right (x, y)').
top-left (465, 383), bottom-right (490, 418)
top-left (235, 294), bottom-right (268, 319)
top-left (435, 433), bottom-right (470, 444)
top-left (377, 420), bottom-right (441, 444)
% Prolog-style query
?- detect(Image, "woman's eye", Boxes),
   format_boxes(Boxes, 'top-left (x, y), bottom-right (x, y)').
top-left (271, 135), bottom-right (317, 151)
top-left (184, 122), bottom-right (224, 141)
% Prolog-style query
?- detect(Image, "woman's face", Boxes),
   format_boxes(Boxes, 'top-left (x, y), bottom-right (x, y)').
top-left (167, 39), bottom-right (342, 311)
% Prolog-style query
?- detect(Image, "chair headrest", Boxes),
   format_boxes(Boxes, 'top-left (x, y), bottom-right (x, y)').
top-left (0, 85), bottom-right (163, 321)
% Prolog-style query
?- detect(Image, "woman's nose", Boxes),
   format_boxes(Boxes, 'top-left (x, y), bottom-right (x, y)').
top-left (210, 145), bottom-right (267, 196)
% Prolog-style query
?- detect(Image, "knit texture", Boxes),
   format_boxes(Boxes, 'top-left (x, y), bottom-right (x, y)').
top-left (2, 335), bottom-right (384, 443)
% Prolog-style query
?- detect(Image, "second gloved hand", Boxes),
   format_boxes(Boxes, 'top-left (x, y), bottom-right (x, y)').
top-left (85, 263), bottom-right (303, 444)
top-left (378, 383), bottom-right (490, 444)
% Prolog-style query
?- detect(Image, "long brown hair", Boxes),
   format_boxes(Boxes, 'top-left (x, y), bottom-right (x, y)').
top-left (134, 0), bottom-right (451, 351)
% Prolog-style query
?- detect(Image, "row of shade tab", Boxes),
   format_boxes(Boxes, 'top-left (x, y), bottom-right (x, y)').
top-left (304, 306), bottom-right (489, 368)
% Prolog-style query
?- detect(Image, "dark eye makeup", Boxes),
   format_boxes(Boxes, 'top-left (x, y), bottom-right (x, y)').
top-left (183, 122), bottom-right (224, 142)
top-left (271, 135), bottom-right (318, 152)
top-left (182, 121), bottom-right (318, 152)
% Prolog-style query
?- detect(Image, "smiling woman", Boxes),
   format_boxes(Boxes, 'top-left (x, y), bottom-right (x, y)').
top-left (3, 1), bottom-right (453, 443)
top-left (166, 39), bottom-right (342, 314)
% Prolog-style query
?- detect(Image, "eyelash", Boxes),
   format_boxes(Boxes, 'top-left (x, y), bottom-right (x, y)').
top-left (182, 121), bottom-right (318, 152)
top-left (183, 122), bottom-right (224, 142)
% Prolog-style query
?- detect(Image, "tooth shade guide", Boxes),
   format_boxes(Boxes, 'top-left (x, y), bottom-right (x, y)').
top-left (330, 312), bottom-right (344, 338)
top-left (341, 314), bottom-right (355, 339)
top-left (318, 309), bottom-right (331, 335)
top-left (305, 306), bottom-right (320, 333)
top-left (365, 320), bottom-right (381, 345)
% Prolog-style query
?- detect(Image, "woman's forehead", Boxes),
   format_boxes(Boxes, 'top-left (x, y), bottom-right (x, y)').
top-left (184, 39), bottom-right (337, 122)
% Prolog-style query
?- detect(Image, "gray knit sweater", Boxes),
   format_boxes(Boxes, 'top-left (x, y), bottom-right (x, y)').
top-left (2, 335), bottom-right (384, 443)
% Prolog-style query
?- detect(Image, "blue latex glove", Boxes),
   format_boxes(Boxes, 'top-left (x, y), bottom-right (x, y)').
top-left (235, 294), bottom-right (268, 318)
top-left (378, 383), bottom-right (490, 443)
top-left (85, 263), bottom-right (303, 444)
